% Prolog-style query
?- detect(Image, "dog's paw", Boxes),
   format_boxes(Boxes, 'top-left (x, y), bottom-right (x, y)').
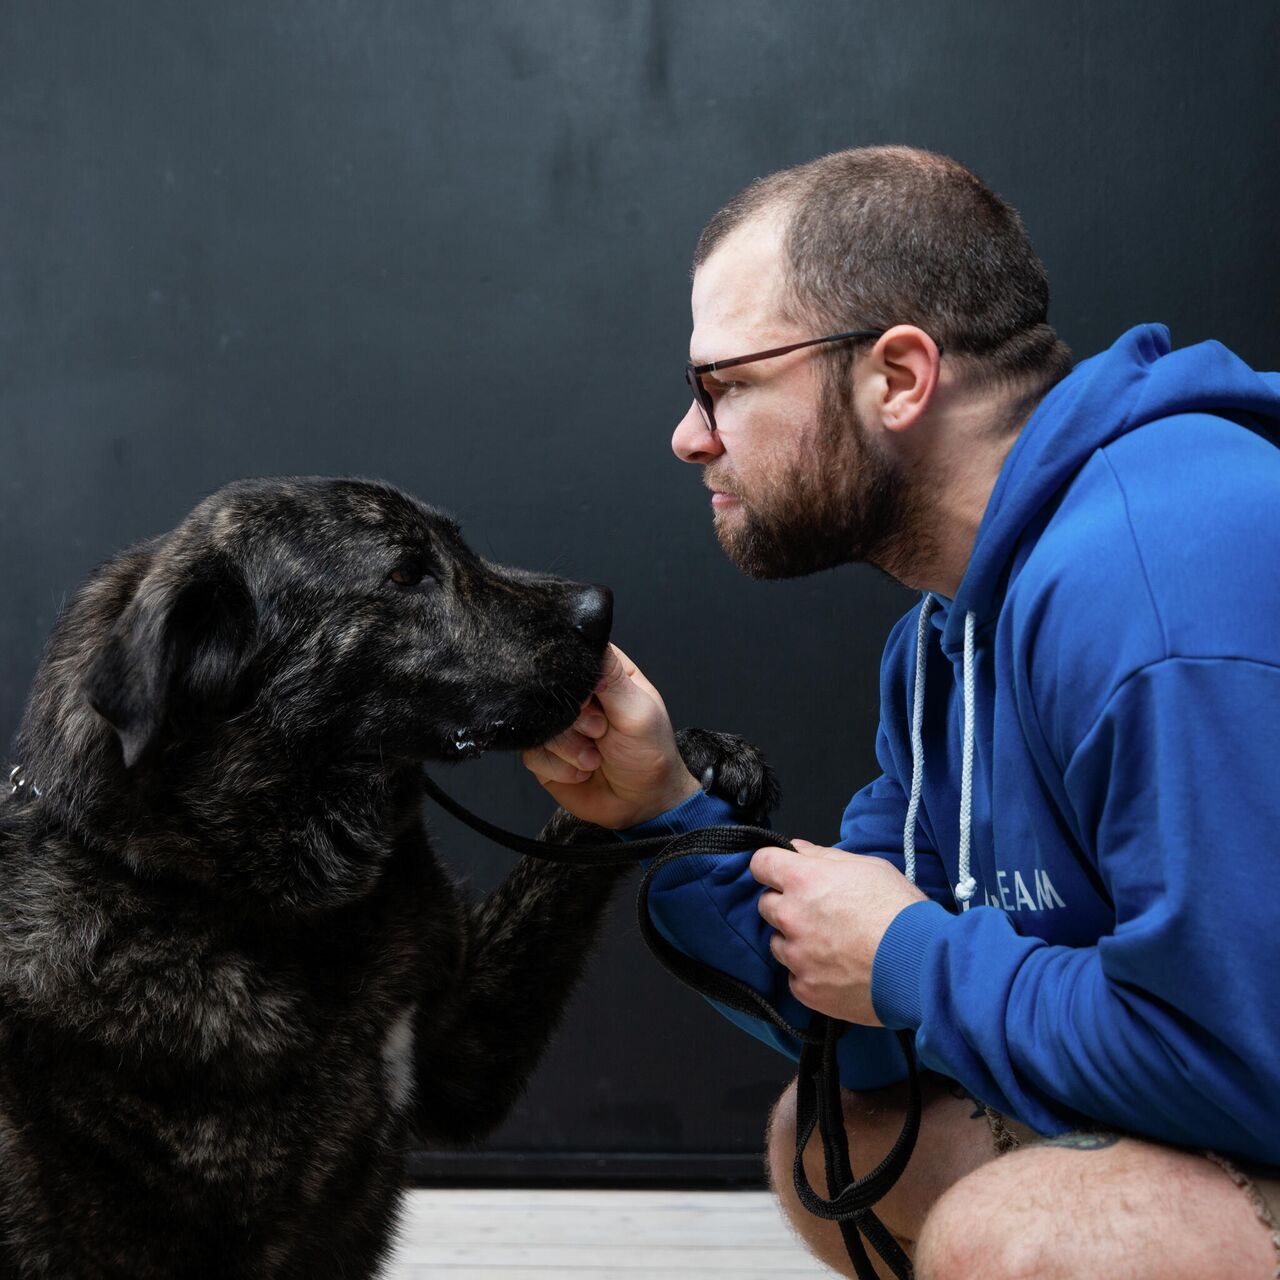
top-left (675, 727), bottom-right (780, 825)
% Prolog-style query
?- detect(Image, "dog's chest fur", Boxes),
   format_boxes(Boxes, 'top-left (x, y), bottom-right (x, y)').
top-left (0, 807), bottom-right (464, 1276)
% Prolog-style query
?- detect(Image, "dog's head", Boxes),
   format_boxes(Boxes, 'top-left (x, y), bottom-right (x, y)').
top-left (10, 476), bottom-right (610, 904)
top-left (72, 477), bottom-right (612, 774)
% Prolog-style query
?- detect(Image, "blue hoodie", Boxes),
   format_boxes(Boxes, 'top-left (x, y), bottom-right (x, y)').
top-left (625, 325), bottom-right (1280, 1167)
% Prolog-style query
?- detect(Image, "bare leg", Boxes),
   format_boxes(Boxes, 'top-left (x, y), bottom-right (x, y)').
top-left (766, 1071), bottom-right (998, 1278)
top-left (914, 1132), bottom-right (1280, 1280)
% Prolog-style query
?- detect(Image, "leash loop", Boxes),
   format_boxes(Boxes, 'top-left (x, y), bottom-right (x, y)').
top-left (421, 771), bottom-right (920, 1279)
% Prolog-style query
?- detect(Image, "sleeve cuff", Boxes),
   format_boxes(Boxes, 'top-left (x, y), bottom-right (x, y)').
top-left (871, 898), bottom-right (956, 1030)
top-left (618, 788), bottom-right (739, 841)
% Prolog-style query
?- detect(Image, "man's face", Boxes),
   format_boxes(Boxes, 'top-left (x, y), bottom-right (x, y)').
top-left (673, 217), bottom-right (917, 581)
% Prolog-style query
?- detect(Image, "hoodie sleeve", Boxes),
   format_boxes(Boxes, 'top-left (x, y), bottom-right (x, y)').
top-left (620, 788), bottom-right (908, 1089)
top-left (870, 656), bottom-right (1280, 1162)
top-left (619, 708), bottom-right (956, 1092)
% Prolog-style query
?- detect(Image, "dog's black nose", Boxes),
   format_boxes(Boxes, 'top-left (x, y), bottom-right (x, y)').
top-left (570, 585), bottom-right (613, 647)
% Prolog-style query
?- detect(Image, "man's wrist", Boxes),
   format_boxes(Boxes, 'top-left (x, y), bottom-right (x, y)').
top-left (623, 769), bottom-right (701, 827)
top-left (618, 783), bottom-right (737, 844)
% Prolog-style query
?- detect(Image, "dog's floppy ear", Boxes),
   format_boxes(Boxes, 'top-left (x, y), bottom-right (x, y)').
top-left (84, 551), bottom-right (258, 769)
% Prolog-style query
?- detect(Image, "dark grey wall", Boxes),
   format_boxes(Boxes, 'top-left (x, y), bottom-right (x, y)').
top-left (3, 0), bottom-right (1277, 1177)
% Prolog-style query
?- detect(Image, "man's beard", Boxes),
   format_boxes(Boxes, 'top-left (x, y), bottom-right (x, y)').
top-left (710, 379), bottom-right (933, 583)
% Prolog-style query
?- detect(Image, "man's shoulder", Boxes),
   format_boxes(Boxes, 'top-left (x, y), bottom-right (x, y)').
top-left (1001, 411), bottom-right (1280, 758)
top-left (1101, 412), bottom-right (1279, 561)
top-left (1019, 411), bottom-right (1279, 663)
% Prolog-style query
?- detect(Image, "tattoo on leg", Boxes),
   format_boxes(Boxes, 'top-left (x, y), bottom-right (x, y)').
top-left (1042, 1132), bottom-right (1121, 1150)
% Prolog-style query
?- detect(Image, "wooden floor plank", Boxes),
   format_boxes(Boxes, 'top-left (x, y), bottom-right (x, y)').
top-left (384, 1188), bottom-right (837, 1277)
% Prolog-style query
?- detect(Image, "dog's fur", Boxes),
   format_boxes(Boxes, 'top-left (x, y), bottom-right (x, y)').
top-left (0, 477), bottom-right (776, 1278)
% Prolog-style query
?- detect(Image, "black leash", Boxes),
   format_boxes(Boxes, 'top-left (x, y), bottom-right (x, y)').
top-left (422, 772), bottom-right (921, 1279)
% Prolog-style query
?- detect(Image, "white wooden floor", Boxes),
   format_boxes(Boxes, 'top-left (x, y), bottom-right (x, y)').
top-left (384, 1188), bottom-right (838, 1278)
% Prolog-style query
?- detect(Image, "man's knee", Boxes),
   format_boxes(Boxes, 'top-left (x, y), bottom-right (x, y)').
top-left (766, 1076), bottom-right (906, 1278)
top-left (766, 1075), bottom-right (898, 1205)
top-left (766, 1074), bottom-right (933, 1234)
top-left (767, 1071), bottom-right (1000, 1249)
top-left (913, 1164), bottom-right (1030, 1280)
top-left (767, 1073), bottom-right (917, 1166)
top-left (913, 1136), bottom-right (1280, 1280)
top-left (765, 1076), bottom-right (799, 1188)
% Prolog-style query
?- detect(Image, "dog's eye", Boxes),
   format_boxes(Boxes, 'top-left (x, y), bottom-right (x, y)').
top-left (387, 562), bottom-right (432, 589)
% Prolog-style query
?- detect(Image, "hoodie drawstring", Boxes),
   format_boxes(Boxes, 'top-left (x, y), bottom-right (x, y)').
top-left (955, 610), bottom-right (979, 908)
top-left (902, 595), bottom-right (935, 887)
top-left (902, 595), bottom-right (979, 911)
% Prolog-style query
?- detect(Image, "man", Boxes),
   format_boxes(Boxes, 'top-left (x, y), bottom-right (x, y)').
top-left (522, 147), bottom-right (1280, 1278)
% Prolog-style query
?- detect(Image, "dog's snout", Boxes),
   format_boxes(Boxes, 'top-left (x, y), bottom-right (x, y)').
top-left (570, 585), bottom-right (613, 647)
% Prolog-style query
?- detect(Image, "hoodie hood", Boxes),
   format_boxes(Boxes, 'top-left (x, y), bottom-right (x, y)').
top-left (907, 324), bottom-right (1280, 912)
top-left (937, 323), bottom-right (1280, 656)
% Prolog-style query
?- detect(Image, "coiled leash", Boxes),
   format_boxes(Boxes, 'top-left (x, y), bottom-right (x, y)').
top-left (422, 772), bottom-right (922, 1280)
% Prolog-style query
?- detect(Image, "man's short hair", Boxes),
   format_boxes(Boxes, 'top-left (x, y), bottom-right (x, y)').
top-left (694, 146), bottom-right (1073, 402)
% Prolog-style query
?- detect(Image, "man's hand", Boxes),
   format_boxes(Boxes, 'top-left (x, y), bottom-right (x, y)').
top-left (751, 841), bottom-right (928, 1026)
top-left (521, 643), bottom-right (701, 830)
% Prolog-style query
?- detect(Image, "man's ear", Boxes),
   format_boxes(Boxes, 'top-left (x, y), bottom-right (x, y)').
top-left (83, 552), bottom-right (258, 769)
top-left (867, 325), bottom-right (943, 433)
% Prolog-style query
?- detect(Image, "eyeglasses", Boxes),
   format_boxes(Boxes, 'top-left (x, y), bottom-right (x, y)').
top-left (684, 328), bottom-right (886, 434)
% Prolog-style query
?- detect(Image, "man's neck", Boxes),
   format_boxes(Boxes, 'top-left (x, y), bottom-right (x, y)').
top-left (888, 393), bottom-right (1029, 599)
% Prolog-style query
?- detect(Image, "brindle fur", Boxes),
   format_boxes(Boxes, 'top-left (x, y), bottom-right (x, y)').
top-left (0, 477), bottom-right (777, 1279)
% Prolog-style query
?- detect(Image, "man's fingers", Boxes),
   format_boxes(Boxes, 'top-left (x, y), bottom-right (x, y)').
top-left (768, 929), bottom-right (790, 970)
top-left (756, 887), bottom-right (783, 929)
top-left (577, 704), bottom-right (607, 738)
top-left (593, 643), bottom-right (628, 693)
top-left (539, 727), bottom-right (602, 771)
top-left (604, 643), bottom-right (665, 704)
top-left (749, 846), bottom-right (788, 889)
top-left (791, 837), bottom-right (853, 862)
top-left (791, 838), bottom-right (840, 858)
top-left (521, 746), bottom-right (594, 786)
top-left (592, 643), bottom-right (668, 729)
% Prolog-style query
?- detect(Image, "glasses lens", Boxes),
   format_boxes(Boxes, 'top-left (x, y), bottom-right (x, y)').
top-left (685, 365), bottom-right (715, 432)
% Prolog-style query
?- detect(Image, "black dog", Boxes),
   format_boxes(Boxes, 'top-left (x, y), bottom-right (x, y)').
top-left (0, 476), bottom-right (775, 1278)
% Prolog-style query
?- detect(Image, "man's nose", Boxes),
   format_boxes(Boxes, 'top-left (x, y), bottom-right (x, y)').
top-left (672, 400), bottom-right (724, 464)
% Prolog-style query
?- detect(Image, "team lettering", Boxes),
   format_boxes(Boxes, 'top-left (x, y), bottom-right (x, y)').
top-left (983, 867), bottom-right (1067, 912)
